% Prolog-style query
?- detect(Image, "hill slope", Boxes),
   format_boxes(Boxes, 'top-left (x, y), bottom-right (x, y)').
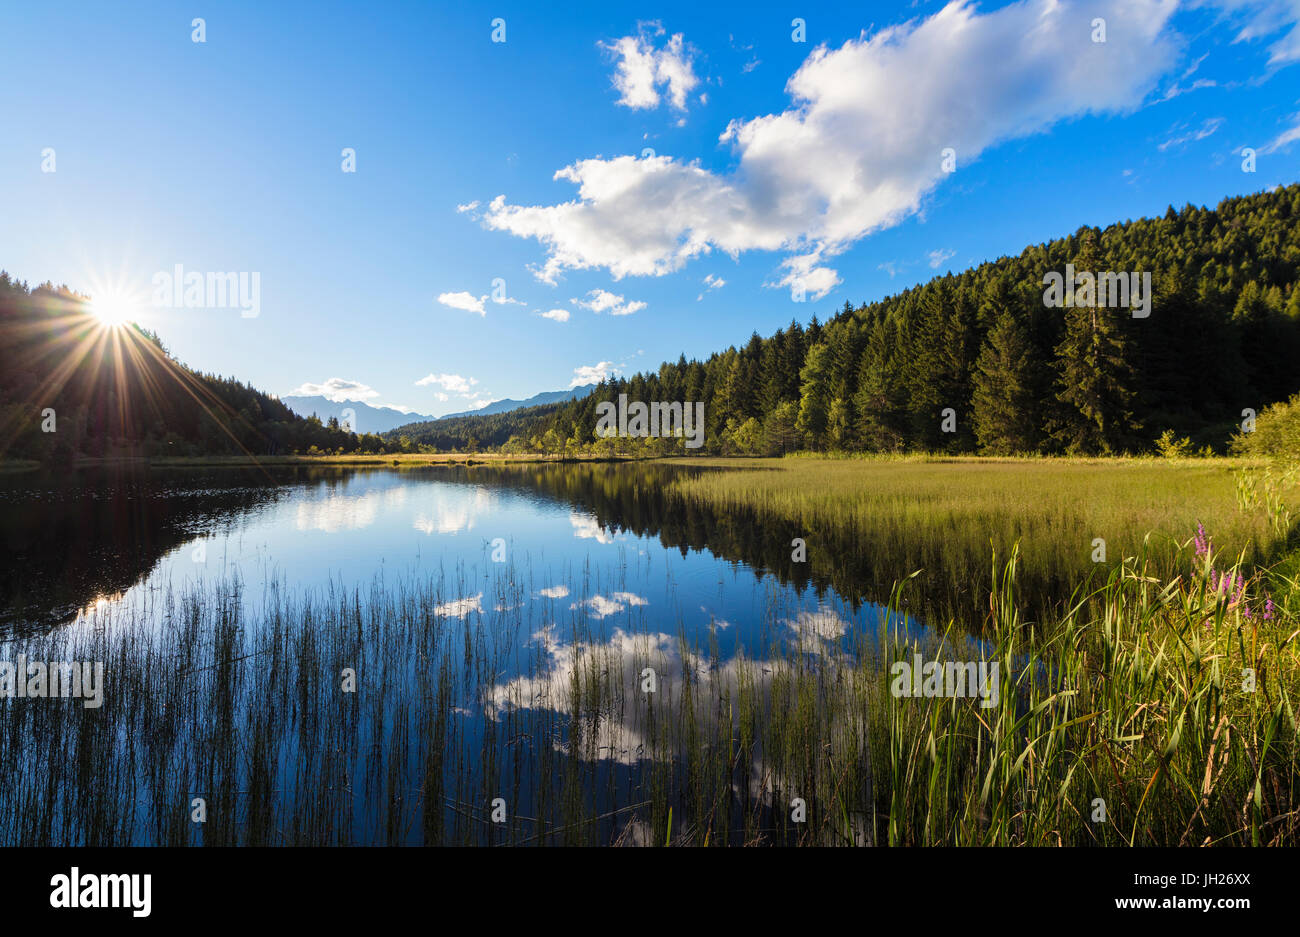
top-left (439, 384), bottom-right (596, 420)
top-left (387, 401), bottom-right (569, 451)
top-left (0, 277), bottom-right (380, 460)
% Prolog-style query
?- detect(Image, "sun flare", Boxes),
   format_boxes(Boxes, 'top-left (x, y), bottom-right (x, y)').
top-left (89, 291), bottom-right (137, 327)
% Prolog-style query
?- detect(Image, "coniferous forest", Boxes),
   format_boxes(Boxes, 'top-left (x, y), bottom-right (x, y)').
top-left (506, 184), bottom-right (1300, 457)
top-left (0, 278), bottom-right (386, 460)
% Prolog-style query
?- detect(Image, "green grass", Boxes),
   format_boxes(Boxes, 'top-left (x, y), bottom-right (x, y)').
top-left (666, 455), bottom-right (1297, 625)
top-left (1, 535), bottom-right (1295, 846)
top-left (3, 455), bottom-right (1295, 846)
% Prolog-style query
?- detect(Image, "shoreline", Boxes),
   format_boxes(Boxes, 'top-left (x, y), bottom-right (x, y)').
top-left (0, 452), bottom-right (1271, 474)
top-left (0, 452), bottom-right (655, 472)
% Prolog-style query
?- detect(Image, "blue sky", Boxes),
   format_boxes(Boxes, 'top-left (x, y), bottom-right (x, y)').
top-left (2, 0), bottom-right (1298, 417)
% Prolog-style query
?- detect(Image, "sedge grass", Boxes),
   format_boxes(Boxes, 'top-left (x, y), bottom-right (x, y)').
top-left (0, 529), bottom-right (1294, 846)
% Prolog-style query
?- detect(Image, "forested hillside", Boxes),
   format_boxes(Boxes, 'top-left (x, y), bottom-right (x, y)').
top-left (517, 184), bottom-right (1300, 456)
top-left (388, 402), bottom-right (568, 451)
top-left (0, 276), bottom-right (387, 461)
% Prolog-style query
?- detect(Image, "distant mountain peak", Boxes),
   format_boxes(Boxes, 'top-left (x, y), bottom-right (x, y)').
top-left (282, 384), bottom-right (598, 434)
top-left (280, 396), bottom-right (435, 435)
top-left (438, 384), bottom-right (597, 420)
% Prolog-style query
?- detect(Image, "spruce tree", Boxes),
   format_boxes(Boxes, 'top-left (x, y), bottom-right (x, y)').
top-left (853, 319), bottom-right (906, 450)
top-left (971, 311), bottom-right (1040, 453)
top-left (796, 342), bottom-right (831, 446)
top-left (1051, 233), bottom-right (1140, 453)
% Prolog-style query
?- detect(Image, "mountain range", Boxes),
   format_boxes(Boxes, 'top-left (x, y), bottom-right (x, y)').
top-left (281, 384), bottom-right (596, 434)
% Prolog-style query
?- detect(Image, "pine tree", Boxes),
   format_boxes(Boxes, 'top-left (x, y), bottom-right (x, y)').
top-left (853, 319), bottom-right (906, 450)
top-left (901, 288), bottom-right (956, 448)
top-left (1051, 234), bottom-right (1140, 454)
top-left (971, 311), bottom-right (1040, 453)
top-left (764, 401), bottom-right (799, 454)
top-left (796, 342), bottom-right (831, 446)
top-left (827, 397), bottom-right (851, 449)
top-left (760, 331), bottom-right (786, 413)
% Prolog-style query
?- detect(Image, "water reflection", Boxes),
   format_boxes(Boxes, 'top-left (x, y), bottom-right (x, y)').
top-left (1, 462), bottom-right (969, 845)
top-left (1, 460), bottom-right (1004, 641)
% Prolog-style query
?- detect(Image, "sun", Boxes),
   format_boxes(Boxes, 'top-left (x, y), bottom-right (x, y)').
top-left (89, 290), bottom-right (137, 327)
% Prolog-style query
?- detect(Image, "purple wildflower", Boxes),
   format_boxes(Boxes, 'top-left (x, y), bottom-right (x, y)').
top-left (1264, 597), bottom-right (1275, 621)
top-left (1194, 522), bottom-right (1209, 558)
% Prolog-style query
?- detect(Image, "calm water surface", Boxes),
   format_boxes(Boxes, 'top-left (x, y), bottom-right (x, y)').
top-left (3, 463), bottom-right (932, 844)
top-left (0, 462), bottom-right (883, 645)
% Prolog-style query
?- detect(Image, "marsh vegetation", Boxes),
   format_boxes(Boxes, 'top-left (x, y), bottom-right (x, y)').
top-left (0, 457), bottom-right (1295, 846)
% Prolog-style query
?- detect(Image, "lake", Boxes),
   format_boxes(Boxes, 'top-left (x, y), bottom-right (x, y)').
top-left (1, 463), bottom-right (930, 845)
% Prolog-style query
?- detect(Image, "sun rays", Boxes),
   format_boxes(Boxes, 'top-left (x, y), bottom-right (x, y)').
top-left (89, 292), bottom-right (135, 327)
top-left (0, 277), bottom-right (268, 468)
top-left (82, 271), bottom-right (149, 330)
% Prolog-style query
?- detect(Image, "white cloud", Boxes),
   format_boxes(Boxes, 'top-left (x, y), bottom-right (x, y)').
top-left (412, 487), bottom-right (492, 537)
top-left (538, 585), bottom-right (570, 599)
top-left (1159, 77), bottom-right (1217, 101)
top-left (288, 378), bottom-right (381, 402)
top-left (1209, 0), bottom-right (1300, 67)
top-left (456, 200), bottom-right (480, 213)
top-left (603, 29), bottom-right (699, 112)
top-left (435, 593), bottom-right (483, 618)
top-left (697, 272), bottom-right (726, 300)
top-left (484, 0), bottom-right (1179, 288)
top-left (1261, 112), bottom-right (1300, 152)
top-left (1157, 116), bottom-right (1224, 151)
top-left (570, 592), bottom-right (648, 619)
top-left (539, 308), bottom-right (570, 322)
top-left (573, 288), bottom-right (647, 316)
top-left (702, 606), bottom-right (732, 630)
top-left (771, 251), bottom-right (841, 301)
top-left (570, 512), bottom-right (614, 543)
top-left (928, 248), bottom-right (957, 269)
top-left (570, 361), bottom-right (618, 386)
top-left (415, 373), bottom-right (479, 394)
top-left (437, 291), bottom-right (488, 316)
top-left (572, 596), bottom-right (623, 619)
top-left (295, 487), bottom-right (400, 533)
top-left (784, 606), bottom-right (850, 652)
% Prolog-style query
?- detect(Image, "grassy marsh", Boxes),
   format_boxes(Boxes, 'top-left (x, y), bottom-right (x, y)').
top-left (3, 456), bottom-right (1296, 847)
top-left (2, 538), bottom-right (1295, 846)
top-left (667, 455), bottom-right (1298, 625)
